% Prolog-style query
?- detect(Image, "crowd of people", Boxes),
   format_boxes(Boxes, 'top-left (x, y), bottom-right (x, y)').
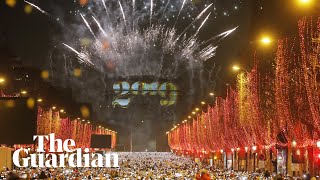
top-left (0, 152), bottom-right (317, 179)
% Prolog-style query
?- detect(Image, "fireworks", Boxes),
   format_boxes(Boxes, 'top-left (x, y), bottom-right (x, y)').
top-left (25, 0), bottom-right (237, 79)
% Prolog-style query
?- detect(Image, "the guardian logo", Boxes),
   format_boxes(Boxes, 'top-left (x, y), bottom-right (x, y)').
top-left (12, 133), bottom-right (119, 168)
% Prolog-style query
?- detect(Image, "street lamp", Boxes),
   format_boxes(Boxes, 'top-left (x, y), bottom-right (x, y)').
top-left (298, 0), bottom-right (312, 6)
top-left (0, 77), bottom-right (5, 84)
top-left (292, 140), bottom-right (297, 147)
top-left (252, 146), bottom-right (257, 171)
top-left (20, 90), bottom-right (28, 95)
top-left (232, 65), bottom-right (241, 72)
top-left (260, 36), bottom-right (272, 45)
top-left (252, 146), bottom-right (257, 151)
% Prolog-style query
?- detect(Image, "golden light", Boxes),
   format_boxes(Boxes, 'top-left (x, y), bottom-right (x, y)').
top-left (41, 70), bottom-right (50, 79)
top-left (192, 111), bottom-right (196, 115)
top-left (214, 156), bottom-right (217, 160)
top-left (26, 98), bottom-right (35, 109)
top-left (209, 92), bottom-right (214, 96)
top-left (201, 101), bottom-right (206, 105)
top-left (80, 105), bottom-right (90, 118)
top-left (5, 100), bottom-right (15, 108)
top-left (195, 108), bottom-right (200, 111)
top-left (232, 65), bottom-right (241, 71)
top-left (260, 36), bottom-right (272, 45)
top-left (20, 90), bottom-right (28, 95)
top-left (188, 116), bottom-right (192, 119)
top-left (79, 0), bottom-right (89, 6)
top-left (298, 0), bottom-right (312, 6)
top-left (73, 68), bottom-right (82, 77)
top-left (6, 0), bottom-right (16, 8)
top-left (166, 132), bottom-right (169, 134)
top-left (60, 109), bottom-right (65, 113)
top-left (52, 106), bottom-right (57, 110)
top-left (24, 4), bottom-right (32, 14)
top-left (37, 98), bottom-right (43, 103)
top-left (82, 119), bottom-right (85, 122)
top-left (252, 146), bottom-right (257, 151)
top-left (0, 77), bottom-right (5, 84)
top-left (292, 140), bottom-right (297, 147)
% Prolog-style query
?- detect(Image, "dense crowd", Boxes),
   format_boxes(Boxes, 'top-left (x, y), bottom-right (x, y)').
top-left (0, 152), bottom-right (317, 179)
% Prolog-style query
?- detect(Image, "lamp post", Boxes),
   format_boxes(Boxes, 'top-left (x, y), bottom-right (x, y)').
top-left (231, 149), bottom-right (234, 170)
top-left (221, 149), bottom-right (224, 169)
top-left (252, 146), bottom-right (257, 171)
top-left (245, 147), bottom-right (248, 171)
top-left (237, 148), bottom-right (240, 170)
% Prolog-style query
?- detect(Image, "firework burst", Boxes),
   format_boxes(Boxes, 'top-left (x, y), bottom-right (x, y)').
top-left (25, 0), bottom-right (237, 79)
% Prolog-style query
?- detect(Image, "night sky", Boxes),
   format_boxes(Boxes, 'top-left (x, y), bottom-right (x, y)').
top-left (0, 0), bottom-right (302, 151)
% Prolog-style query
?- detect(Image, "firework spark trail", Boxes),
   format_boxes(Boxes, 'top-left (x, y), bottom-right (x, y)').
top-left (160, 0), bottom-right (171, 20)
top-left (63, 43), bottom-right (79, 54)
top-left (177, 3), bottom-right (213, 39)
top-left (80, 14), bottom-right (98, 40)
top-left (63, 43), bottom-right (94, 66)
top-left (194, 12), bottom-right (211, 37)
top-left (201, 26), bottom-right (238, 45)
top-left (174, 0), bottom-right (187, 25)
top-left (24, 0), bottom-right (48, 15)
top-left (118, 0), bottom-right (127, 26)
top-left (92, 16), bottom-right (108, 37)
top-left (132, 0), bottom-right (135, 11)
top-left (150, 0), bottom-right (153, 25)
top-left (101, 0), bottom-right (108, 13)
top-left (100, 0), bottom-right (112, 22)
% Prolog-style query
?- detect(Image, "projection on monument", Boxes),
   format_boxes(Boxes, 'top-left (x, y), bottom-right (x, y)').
top-left (112, 82), bottom-right (178, 108)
